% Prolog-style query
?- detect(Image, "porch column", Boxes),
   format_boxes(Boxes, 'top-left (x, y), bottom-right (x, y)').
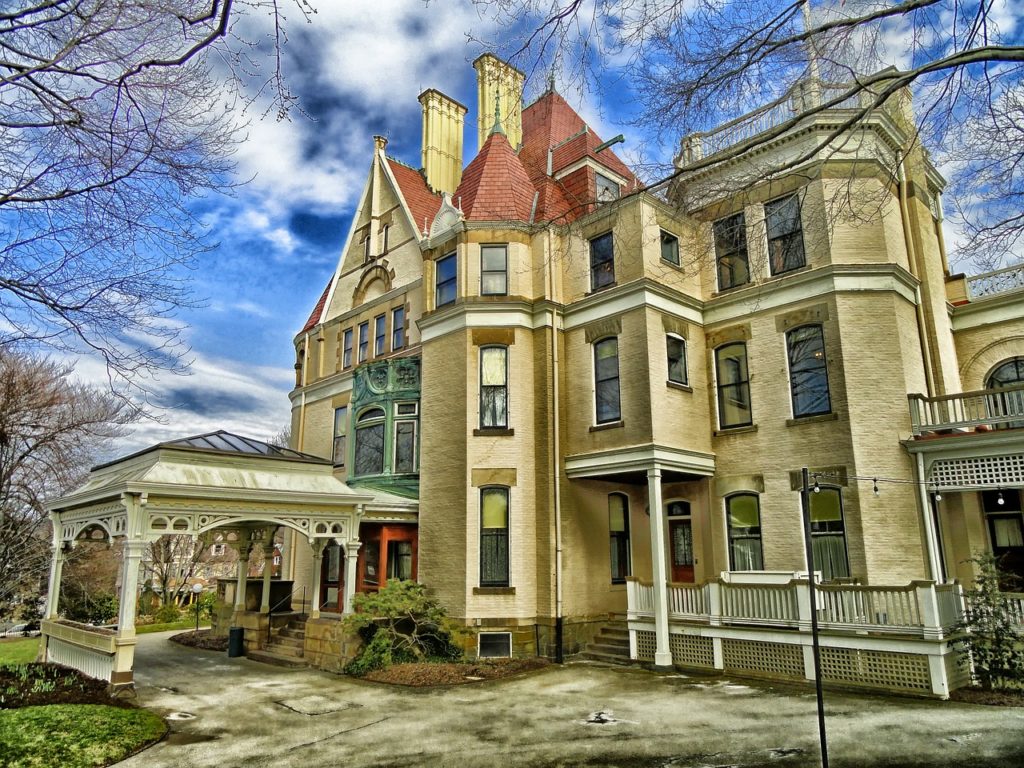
top-left (116, 540), bottom-right (147, 636)
top-left (915, 453), bottom-right (943, 581)
top-left (343, 541), bottom-right (361, 614)
top-left (309, 540), bottom-right (326, 620)
top-left (234, 544), bottom-right (252, 612)
top-left (43, 517), bottom-right (65, 619)
top-left (260, 542), bottom-right (275, 613)
top-left (647, 465), bottom-right (672, 667)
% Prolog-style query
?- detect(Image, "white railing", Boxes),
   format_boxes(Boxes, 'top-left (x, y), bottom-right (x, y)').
top-left (908, 383), bottom-right (1024, 435)
top-left (936, 583), bottom-right (966, 630)
top-left (667, 582), bottom-right (707, 619)
top-left (816, 583), bottom-right (921, 634)
top-left (45, 636), bottom-right (114, 682)
top-left (999, 593), bottom-right (1024, 628)
top-left (967, 263), bottom-right (1024, 300)
top-left (720, 583), bottom-right (801, 627)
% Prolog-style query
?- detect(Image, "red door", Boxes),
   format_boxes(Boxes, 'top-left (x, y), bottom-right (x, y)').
top-left (670, 518), bottom-right (695, 583)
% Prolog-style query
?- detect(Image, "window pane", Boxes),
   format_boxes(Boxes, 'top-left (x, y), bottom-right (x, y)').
top-left (765, 195), bottom-right (801, 239)
top-left (597, 173), bottom-right (620, 201)
top-left (667, 336), bottom-right (687, 384)
top-left (672, 522), bottom-right (694, 567)
top-left (481, 245), bottom-right (506, 271)
top-left (481, 272), bottom-right (507, 295)
top-left (609, 494), bottom-right (627, 532)
top-left (387, 541), bottom-right (413, 580)
top-left (730, 538), bottom-right (763, 570)
top-left (728, 495), bottom-right (760, 532)
top-left (590, 232), bottom-right (615, 290)
top-left (992, 517), bottom-right (1024, 547)
top-left (481, 530), bottom-right (509, 586)
top-left (392, 307), bottom-right (405, 350)
top-left (436, 253), bottom-right (457, 306)
top-left (595, 338), bottom-right (621, 423)
top-left (481, 488), bottom-right (509, 529)
top-left (713, 213), bottom-right (748, 290)
top-left (374, 314), bottom-right (386, 355)
top-left (812, 534), bottom-right (850, 580)
top-left (437, 253), bottom-right (457, 282)
top-left (364, 542), bottom-right (379, 586)
top-left (716, 343), bottom-right (752, 427)
top-left (661, 230), bottom-right (680, 265)
top-left (481, 347), bottom-right (507, 386)
top-left (481, 387), bottom-right (508, 428)
top-left (357, 407), bottom-right (385, 422)
top-left (788, 326), bottom-right (831, 417)
top-left (354, 423), bottom-right (384, 475)
top-left (343, 329), bottom-right (353, 368)
top-left (358, 322), bottom-right (369, 362)
top-left (766, 196), bottom-right (805, 274)
top-left (395, 421), bottom-right (416, 473)
top-left (333, 435), bottom-right (346, 466)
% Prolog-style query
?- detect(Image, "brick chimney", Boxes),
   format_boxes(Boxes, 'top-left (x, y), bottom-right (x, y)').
top-left (473, 54), bottom-right (525, 151)
top-left (418, 89), bottom-right (467, 195)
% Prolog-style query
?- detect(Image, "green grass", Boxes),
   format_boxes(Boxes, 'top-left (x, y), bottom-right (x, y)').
top-left (136, 619), bottom-right (208, 634)
top-left (0, 638), bottom-right (39, 665)
top-left (0, 704), bottom-right (166, 767)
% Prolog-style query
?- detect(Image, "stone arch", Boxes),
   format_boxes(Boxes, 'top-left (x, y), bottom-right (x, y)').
top-left (352, 262), bottom-right (396, 305)
top-left (959, 335), bottom-right (1024, 390)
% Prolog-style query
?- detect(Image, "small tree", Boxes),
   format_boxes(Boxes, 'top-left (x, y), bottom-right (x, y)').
top-left (958, 554), bottom-right (1024, 691)
top-left (342, 580), bottom-right (464, 675)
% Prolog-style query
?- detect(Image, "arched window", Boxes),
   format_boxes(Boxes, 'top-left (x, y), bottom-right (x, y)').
top-left (715, 342), bottom-right (751, 428)
top-left (987, 357), bottom-right (1024, 388)
top-left (986, 358), bottom-right (1024, 428)
top-left (608, 493), bottom-right (630, 583)
top-left (726, 494), bottom-right (763, 571)
top-left (480, 487), bottom-right (510, 587)
top-left (787, 325), bottom-right (831, 417)
top-left (594, 337), bottom-right (621, 424)
top-left (480, 346), bottom-right (508, 428)
top-left (353, 408), bottom-right (385, 476)
top-left (808, 487), bottom-right (850, 581)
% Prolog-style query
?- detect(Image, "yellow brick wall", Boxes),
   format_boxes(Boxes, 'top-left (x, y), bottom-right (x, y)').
top-left (953, 317), bottom-right (1024, 390)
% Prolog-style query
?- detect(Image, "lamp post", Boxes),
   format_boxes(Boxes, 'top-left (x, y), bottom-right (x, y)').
top-left (801, 467), bottom-right (829, 768)
top-left (191, 582), bottom-right (204, 633)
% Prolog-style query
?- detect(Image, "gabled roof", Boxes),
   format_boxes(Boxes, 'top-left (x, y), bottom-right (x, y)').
top-left (94, 430), bottom-right (324, 470)
top-left (453, 131), bottom-right (536, 222)
top-left (387, 158), bottom-right (442, 235)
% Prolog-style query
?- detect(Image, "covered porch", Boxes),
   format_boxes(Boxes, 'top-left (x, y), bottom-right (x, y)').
top-left (41, 431), bottom-right (399, 692)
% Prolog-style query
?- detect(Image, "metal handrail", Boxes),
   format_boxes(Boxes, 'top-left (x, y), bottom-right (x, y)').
top-left (267, 585), bottom-right (306, 644)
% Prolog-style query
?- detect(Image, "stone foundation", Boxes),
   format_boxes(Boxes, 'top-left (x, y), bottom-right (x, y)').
top-left (455, 616), bottom-right (609, 659)
top-left (303, 617), bottom-right (362, 673)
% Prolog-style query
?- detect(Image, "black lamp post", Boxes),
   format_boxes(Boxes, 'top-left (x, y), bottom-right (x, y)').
top-left (191, 582), bottom-right (204, 633)
top-left (800, 467), bottom-right (829, 768)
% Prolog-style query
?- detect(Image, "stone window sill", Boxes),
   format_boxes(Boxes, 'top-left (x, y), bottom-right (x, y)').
top-left (473, 428), bottom-right (515, 437)
top-left (473, 587), bottom-right (515, 596)
top-left (667, 381), bottom-right (692, 393)
top-left (713, 424), bottom-right (758, 437)
top-left (786, 412), bottom-right (838, 427)
top-left (590, 420), bottom-right (624, 433)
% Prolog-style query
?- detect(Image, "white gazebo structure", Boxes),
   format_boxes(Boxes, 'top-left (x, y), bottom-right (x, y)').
top-left (41, 431), bottom-right (397, 692)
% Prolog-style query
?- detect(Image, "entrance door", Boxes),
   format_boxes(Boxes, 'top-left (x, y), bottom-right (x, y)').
top-left (983, 490), bottom-right (1024, 588)
top-left (320, 543), bottom-right (344, 613)
top-left (669, 518), bottom-right (695, 583)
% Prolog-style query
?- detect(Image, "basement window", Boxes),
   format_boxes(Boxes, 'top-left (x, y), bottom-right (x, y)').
top-left (478, 632), bottom-right (512, 658)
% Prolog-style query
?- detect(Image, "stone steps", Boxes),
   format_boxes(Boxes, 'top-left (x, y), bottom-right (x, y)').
top-left (247, 648), bottom-right (306, 668)
top-left (249, 615), bottom-right (309, 669)
top-left (577, 622), bottom-right (632, 665)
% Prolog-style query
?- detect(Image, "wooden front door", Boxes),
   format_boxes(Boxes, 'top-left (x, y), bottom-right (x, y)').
top-left (670, 518), bottom-right (695, 583)
top-left (320, 543), bottom-right (344, 613)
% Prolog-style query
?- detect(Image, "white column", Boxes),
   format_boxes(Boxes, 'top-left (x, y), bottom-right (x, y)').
top-left (647, 465), bottom-right (672, 667)
top-left (309, 540), bottom-right (325, 620)
top-left (44, 535), bottom-right (65, 619)
top-left (260, 543), bottom-right (275, 613)
top-left (116, 540), bottom-right (147, 636)
top-left (343, 541), bottom-right (361, 614)
top-left (916, 453), bottom-right (943, 581)
top-left (234, 544), bottom-right (251, 612)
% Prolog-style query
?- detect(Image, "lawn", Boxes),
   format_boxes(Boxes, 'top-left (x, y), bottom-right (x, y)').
top-left (0, 638), bottom-right (39, 665)
top-left (136, 619), bottom-right (208, 635)
top-left (0, 704), bottom-right (166, 768)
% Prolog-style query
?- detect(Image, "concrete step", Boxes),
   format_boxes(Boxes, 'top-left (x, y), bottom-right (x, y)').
top-left (576, 649), bottom-right (634, 665)
top-left (270, 635), bottom-right (304, 650)
top-left (597, 629), bottom-right (629, 642)
top-left (588, 641), bottom-right (629, 656)
top-left (247, 649), bottom-right (307, 669)
top-left (279, 627), bottom-right (306, 640)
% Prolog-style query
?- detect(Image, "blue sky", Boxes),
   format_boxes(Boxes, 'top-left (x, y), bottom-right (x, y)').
top-left (114, 1), bottom-right (639, 451)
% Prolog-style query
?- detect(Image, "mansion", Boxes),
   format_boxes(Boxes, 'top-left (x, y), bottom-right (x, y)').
top-left (42, 56), bottom-right (1024, 695)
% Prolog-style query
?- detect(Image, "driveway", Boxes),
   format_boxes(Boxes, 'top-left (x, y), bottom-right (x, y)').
top-left (119, 631), bottom-right (1024, 768)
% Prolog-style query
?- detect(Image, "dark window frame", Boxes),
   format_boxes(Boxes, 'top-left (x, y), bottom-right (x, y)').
top-left (436, 252), bottom-right (457, 307)
top-left (393, 419), bottom-right (417, 474)
top-left (589, 232), bottom-right (615, 291)
top-left (609, 492), bottom-right (631, 584)
top-left (480, 486), bottom-right (510, 587)
top-left (391, 306), bottom-right (405, 350)
top-left (358, 321), bottom-right (369, 363)
top-left (660, 230), bottom-right (680, 265)
top-left (765, 194), bottom-right (806, 275)
top-left (808, 486), bottom-right (850, 581)
top-left (332, 406), bottom-right (348, 467)
top-left (480, 244), bottom-right (508, 296)
top-left (479, 345), bottom-right (509, 429)
top-left (713, 212), bottom-right (749, 290)
top-left (342, 328), bottom-right (353, 369)
top-left (726, 493), bottom-right (764, 571)
top-left (667, 334), bottom-right (688, 386)
top-left (353, 407), bottom-right (385, 477)
top-left (593, 336), bottom-right (621, 424)
top-left (787, 324), bottom-right (831, 418)
top-left (374, 313), bottom-right (386, 356)
top-left (715, 342), bottom-right (752, 428)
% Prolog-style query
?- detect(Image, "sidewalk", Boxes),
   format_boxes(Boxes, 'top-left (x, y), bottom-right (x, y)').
top-left (118, 631), bottom-right (1024, 768)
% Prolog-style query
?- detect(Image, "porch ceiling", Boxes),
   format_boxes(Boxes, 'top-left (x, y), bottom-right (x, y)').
top-left (564, 443), bottom-right (715, 482)
top-left (903, 430), bottom-right (1024, 490)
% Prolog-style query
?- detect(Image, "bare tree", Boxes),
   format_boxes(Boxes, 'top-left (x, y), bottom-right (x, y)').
top-left (0, 1), bottom-right (312, 386)
top-left (0, 348), bottom-right (137, 619)
top-left (143, 534), bottom-right (207, 606)
top-left (473, 1), bottom-right (1024, 268)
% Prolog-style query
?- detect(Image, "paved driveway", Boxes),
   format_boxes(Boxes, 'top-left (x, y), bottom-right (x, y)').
top-left (119, 631), bottom-right (1024, 768)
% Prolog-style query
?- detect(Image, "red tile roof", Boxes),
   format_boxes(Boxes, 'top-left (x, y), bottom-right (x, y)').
top-left (301, 277), bottom-right (332, 333)
top-left (387, 158), bottom-right (442, 235)
top-left (454, 131), bottom-right (536, 222)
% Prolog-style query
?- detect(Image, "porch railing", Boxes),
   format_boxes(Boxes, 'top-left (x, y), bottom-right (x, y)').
top-left (966, 263), bottom-right (1024, 300)
top-left (627, 577), bottom-right (964, 638)
top-left (908, 382), bottom-right (1024, 435)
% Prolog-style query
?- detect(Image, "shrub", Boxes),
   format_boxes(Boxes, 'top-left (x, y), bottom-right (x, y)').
top-left (342, 580), bottom-right (464, 675)
top-left (957, 554), bottom-right (1024, 691)
top-left (59, 587), bottom-right (118, 625)
top-left (153, 604), bottom-right (181, 624)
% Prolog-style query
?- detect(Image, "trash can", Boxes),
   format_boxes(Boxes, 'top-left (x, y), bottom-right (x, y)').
top-left (227, 627), bottom-right (245, 658)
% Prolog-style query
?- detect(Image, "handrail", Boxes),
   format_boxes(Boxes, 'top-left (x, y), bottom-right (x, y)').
top-left (908, 381), bottom-right (1024, 435)
top-left (267, 585), bottom-right (306, 645)
top-left (967, 263), bottom-right (1024, 300)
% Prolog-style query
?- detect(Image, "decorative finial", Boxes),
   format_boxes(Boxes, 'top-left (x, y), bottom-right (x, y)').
top-left (548, 71), bottom-right (556, 93)
top-left (491, 87), bottom-right (505, 136)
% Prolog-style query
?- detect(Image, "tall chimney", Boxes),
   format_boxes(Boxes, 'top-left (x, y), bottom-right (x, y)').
top-left (418, 89), bottom-right (467, 195)
top-left (473, 54), bottom-right (525, 151)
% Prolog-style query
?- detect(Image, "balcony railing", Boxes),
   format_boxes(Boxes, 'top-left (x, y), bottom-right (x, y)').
top-left (908, 382), bottom-right (1024, 435)
top-left (967, 263), bottom-right (1024, 300)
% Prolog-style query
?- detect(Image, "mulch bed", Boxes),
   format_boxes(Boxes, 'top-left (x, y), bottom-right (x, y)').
top-left (0, 663), bottom-right (132, 709)
top-left (949, 686), bottom-right (1024, 707)
top-left (361, 658), bottom-right (549, 687)
top-left (168, 630), bottom-right (229, 651)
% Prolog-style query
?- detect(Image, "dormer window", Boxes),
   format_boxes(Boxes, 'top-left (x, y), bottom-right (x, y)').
top-left (596, 173), bottom-right (620, 202)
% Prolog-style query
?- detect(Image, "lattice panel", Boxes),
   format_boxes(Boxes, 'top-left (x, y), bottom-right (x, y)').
top-left (669, 634), bottom-right (715, 669)
top-left (635, 631), bottom-right (657, 662)
top-left (722, 639), bottom-right (804, 679)
top-left (929, 454), bottom-right (1024, 490)
top-left (820, 647), bottom-right (930, 692)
